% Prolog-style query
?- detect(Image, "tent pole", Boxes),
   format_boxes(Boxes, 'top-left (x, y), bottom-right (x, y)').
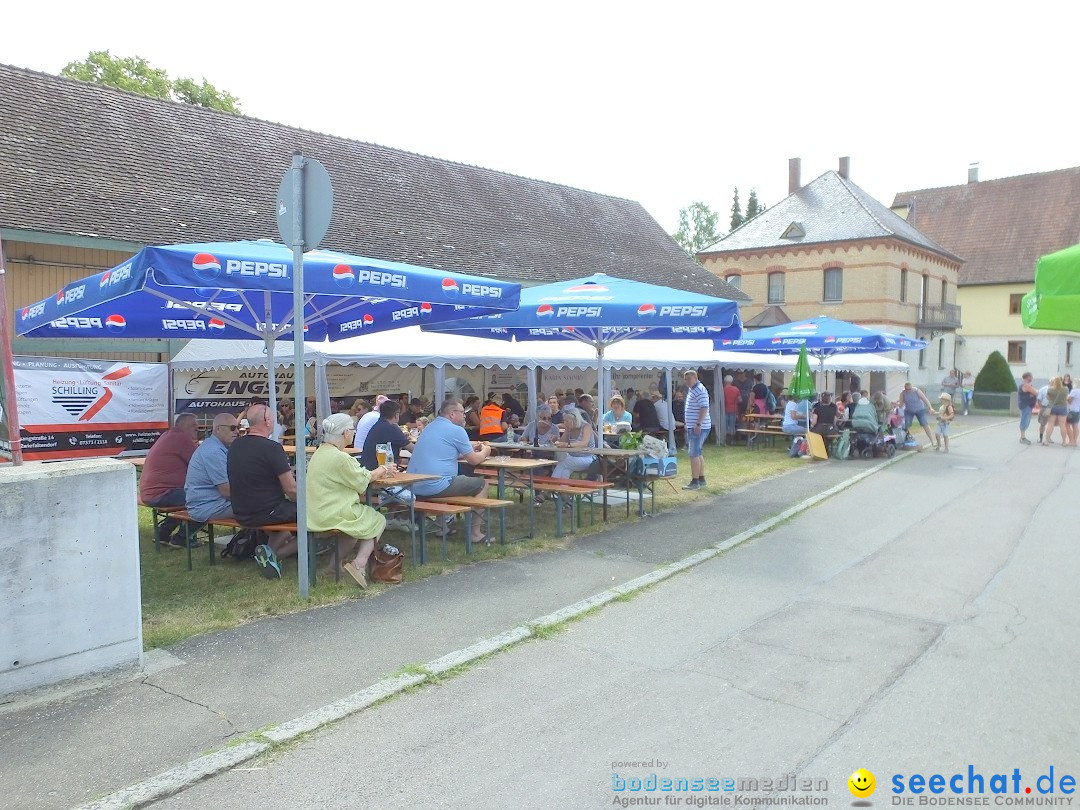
top-left (265, 332), bottom-right (277, 420)
top-left (434, 365), bottom-right (446, 410)
top-left (716, 362), bottom-right (725, 448)
top-left (711, 366), bottom-right (722, 446)
top-left (526, 365), bottom-right (537, 427)
top-left (667, 366), bottom-right (676, 453)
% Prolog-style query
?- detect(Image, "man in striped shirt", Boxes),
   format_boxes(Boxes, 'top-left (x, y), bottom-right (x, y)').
top-left (683, 370), bottom-right (711, 490)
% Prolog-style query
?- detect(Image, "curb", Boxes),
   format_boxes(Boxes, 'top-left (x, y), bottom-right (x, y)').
top-left (77, 421), bottom-right (1003, 809)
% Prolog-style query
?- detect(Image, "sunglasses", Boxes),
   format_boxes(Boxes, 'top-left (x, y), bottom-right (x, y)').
top-left (222, 425), bottom-right (240, 432)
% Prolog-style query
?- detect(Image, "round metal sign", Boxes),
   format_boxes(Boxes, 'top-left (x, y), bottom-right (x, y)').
top-left (276, 156), bottom-right (334, 251)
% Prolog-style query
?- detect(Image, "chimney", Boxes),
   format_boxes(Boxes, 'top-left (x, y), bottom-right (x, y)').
top-left (838, 156), bottom-right (850, 179)
top-left (968, 162), bottom-right (979, 183)
top-left (788, 157), bottom-right (801, 194)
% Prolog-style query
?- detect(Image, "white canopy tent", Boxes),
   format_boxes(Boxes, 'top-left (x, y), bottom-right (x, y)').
top-left (171, 328), bottom-right (909, 446)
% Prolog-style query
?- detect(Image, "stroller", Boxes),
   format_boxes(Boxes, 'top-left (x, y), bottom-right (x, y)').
top-left (848, 402), bottom-right (896, 459)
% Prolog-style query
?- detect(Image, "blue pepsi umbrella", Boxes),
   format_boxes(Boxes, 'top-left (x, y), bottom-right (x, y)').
top-left (714, 316), bottom-right (925, 356)
top-left (17, 240), bottom-right (519, 342)
top-left (424, 273), bottom-right (742, 429)
top-left (16, 239), bottom-right (521, 418)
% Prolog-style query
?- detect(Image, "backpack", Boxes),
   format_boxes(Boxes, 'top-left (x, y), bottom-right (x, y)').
top-left (221, 528), bottom-right (261, 560)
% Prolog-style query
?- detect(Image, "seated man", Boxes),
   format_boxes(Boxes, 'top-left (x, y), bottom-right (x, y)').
top-left (361, 399), bottom-right (414, 470)
top-left (408, 398), bottom-right (494, 547)
top-left (227, 403), bottom-right (298, 579)
top-left (184, 412), bottom-right (240, 524)
top-left (140, 412), bottom-right (201, 548)
top-left (781, 397), bottom-right (808, 435)
top-left (810, 392), bottom-right (838, 435)
top-left (478, 394), bottom-right (509, 440)
top-left (520, 404), bottom-right (561, 446)
top-left (632, 391), bottom-right (662, 434)
top-left (354, 394), bottom-right (389, 450)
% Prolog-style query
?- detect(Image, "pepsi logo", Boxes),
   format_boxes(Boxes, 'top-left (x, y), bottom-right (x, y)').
top-left (105, 314), bottom-right (127, 333)
top-left (637, 304), bottom-right (657, 317)
top-left (192, 252), bottom-right (222, 278)
top-left (363, 314), bottom-right (374, 326)
top-left (56, 290), bottom-right (65, 305)
top-left (20, 307), bottom-right (29, 320)
top-left (442, 278), bottom-right (460, 296)
top-left (565, 284), bottom-right (609, 293)
top-left (332, 264), bottom-right (355, 288)
top-left (419, 302), bottom-right (432, 317)
top-left (823, 336), bottom-right (836, 343)
top-left (99, 271), bottom-right (111, 287)
top-left (721, 339), bottom-right (733, 345)
top-left (536, 304), bottom-right (555, 318)
top-left (790, 323), bottom-right (818, 332)
top-left (208, 318), bottom-right (226, 331)
top-left (771, 337), bottom-right (783, 344)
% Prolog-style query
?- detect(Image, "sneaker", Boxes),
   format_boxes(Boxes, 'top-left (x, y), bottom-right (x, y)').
top-left (168, 533), bottom-right (204, 550)
top-left (682, 479), bottom-right (701, 491)
top-left (253, 544), bottom-right (282, 580)
top-left (1021, 438), bottom-right (1032, 445)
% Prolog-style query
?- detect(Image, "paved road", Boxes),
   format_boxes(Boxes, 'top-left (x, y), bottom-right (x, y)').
top-left (154, 422), bottom-right (1080, 809)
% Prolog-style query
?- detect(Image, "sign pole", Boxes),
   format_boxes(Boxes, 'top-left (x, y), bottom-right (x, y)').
top-left (0, 234), bottom-right (25, 465)
top-left (290, 151), bottom-right (310, 600)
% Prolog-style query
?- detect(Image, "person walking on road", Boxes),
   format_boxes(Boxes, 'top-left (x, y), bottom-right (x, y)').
top-left (1018, 372), bottom-right (1037, 444)
top-left (1042, 376), bottom-right (1069, 446)
top-left (682, 369), bottom-right (711, 490)
top-left (899, 382), bottom-right (935, 449)
top-left (961, 370), bottom-right (975, 415)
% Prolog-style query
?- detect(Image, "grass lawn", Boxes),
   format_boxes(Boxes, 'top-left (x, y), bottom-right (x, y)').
top-left (139, 443), bottom-right (800, 649)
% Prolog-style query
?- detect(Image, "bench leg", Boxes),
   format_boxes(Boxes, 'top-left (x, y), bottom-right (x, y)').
top-left (183, 522), bottom-right (193, 572)
top-left (418, 518), bottom-right (428, 566)
top-left (554, 494), bottom-right (564, 538)
top-left (208, 524), bottom-right (215, 566)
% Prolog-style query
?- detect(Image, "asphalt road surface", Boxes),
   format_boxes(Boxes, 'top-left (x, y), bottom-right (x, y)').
top-left (155, 423), bottom-right (1080, 809)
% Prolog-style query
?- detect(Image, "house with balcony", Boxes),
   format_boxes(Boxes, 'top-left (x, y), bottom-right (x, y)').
top-left (892, 165), bottom-right (1080, 383)
top-left (698, 158), bottom-right (963, 394)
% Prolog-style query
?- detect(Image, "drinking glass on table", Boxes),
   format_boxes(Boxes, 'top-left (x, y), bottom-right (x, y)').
top-left (376, 442), bottom-right (393, 466)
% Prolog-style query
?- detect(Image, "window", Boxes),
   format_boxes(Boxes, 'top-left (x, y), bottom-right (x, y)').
top-left (725, 274), bottom-right (742, 290)
top-left (900, 269), bottom-right (908, 302)
top-left (941, 279), bottom-right (948, 304)
top-left (767, 272), bottom-right (785, 303)
top-left (1067, 342), bottom-right (1073, 366)
top-left (1009, 294), bottom-right (1024, 315)
top-left (938, 339), bottom-right (946, 369)
top-left (1007, 341), bottom-right (1026, 363)
top-left (823, 268), bottom-right (843, 302)
top-left (918, 348), bottom-right (926, 369)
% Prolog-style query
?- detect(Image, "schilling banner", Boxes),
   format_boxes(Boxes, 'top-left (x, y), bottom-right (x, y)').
top-left (3, 356), bottom-right (169, 461)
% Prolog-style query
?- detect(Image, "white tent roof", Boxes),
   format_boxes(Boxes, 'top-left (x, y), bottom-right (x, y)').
top-left (170, 328), bottom-right (909, 373)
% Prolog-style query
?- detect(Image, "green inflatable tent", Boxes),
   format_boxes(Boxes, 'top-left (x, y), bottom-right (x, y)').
top-left (1022, 243), bottom-right (1080, 332)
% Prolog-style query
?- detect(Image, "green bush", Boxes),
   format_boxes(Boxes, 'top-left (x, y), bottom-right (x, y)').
top-left (974, 351), bottom-right (1016, 392)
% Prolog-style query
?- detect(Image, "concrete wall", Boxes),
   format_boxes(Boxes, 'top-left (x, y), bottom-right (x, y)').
top-left (0, 458), bottom-right (143, 695)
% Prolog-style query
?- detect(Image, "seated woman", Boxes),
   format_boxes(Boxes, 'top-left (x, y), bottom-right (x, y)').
top-left (810, 392), bottom-right (838, 435)
top-left (781, 397), bottom-right (809, 435)
top-left (462, 395), bottom-right (481, 440)
top-left (550, 408), bottom-right (597, 482)
top-left (601, 395), bottom-right (633, 446)
top-left (521, 404), bottom-right (561, 446)
top-left (306, 413), bottom-right (398, 588)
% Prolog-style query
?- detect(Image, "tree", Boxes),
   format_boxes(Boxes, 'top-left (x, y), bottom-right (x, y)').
top-left (61, 51), bottom-right (241, 114)
top-left (745, 188), bottom-right (763, 221)
top-left (974, 351), bottom-right (1016, 393)
top-left (730, 187), bottom-right (744, 231)
top-left (673, 202), bottom-right (721, 257)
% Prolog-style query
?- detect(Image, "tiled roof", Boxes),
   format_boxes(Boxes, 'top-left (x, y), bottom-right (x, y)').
top-left (700, 170), bottom-right (960, 263)
top-left (892, 167), bottom-right (1080, 285)
top-left (743, 305), bottom-right (791, 328)
top-left (0, 64), bottom-right (747, 301)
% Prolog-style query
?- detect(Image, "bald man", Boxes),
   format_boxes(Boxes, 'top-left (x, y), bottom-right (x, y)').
top-left (184, 412), bottom-right (240, 523)
top-left (227, 403), bottom-right (298, 578)
top-left (140, 412), bottom-right (200, 548)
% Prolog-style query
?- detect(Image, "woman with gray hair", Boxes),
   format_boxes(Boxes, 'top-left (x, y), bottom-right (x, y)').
top-left (520, 404), bottom-right (561, 446)
top-left (307, 412), bottom-right (398, 588)
top-left (550, 407), bottom-right (596, 479)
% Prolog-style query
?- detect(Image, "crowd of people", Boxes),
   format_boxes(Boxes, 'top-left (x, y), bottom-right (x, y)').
top-left (1017, 373), bottom-right (1079, 447)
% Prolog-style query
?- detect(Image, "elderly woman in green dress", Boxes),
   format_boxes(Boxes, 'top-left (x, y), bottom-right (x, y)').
top-left (307, 413), bottom-right (398, 588)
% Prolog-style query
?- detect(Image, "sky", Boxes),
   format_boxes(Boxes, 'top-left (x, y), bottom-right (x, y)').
top-left (6, 2), bottom-right (1080, 234)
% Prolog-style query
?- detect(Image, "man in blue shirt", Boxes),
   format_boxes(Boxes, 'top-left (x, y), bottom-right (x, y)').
top-left (408, 398), bottom-right (493, 546)
top-left (184, 412), bottom-right (240, 522)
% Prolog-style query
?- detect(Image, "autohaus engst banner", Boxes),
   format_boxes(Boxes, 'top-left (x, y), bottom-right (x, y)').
top-left (5, 356), bottom-right (169, 461)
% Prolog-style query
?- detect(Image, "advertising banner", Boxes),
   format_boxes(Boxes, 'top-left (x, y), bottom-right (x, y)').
top-left (172, 365), bottom-right (425, 416)
top-left (5, 356), bottom-right (169, 461)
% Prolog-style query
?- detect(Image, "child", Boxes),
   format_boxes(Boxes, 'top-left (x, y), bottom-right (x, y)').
top-left (935, 392), bottom-right (955, 452)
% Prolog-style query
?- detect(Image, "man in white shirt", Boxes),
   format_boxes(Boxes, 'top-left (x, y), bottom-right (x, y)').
top-left (354, 395), bottom-right (389, 449)
top-left (1036, 383), bottom-right (1051, 443)
top-left (652, 390), bottom-right (671, 430)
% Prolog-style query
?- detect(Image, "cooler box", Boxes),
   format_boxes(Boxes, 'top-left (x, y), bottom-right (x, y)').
top-left (639, 455), bottom-right (678, 477)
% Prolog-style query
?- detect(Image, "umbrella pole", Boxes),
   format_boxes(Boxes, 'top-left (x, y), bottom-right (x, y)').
top-left (265, 333), bottom-right (277, 420)
top-left (290, 153), bottom-right (310, 600)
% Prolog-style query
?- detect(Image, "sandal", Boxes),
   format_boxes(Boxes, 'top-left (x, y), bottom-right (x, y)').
top-left (343, 560), bottom-right (369, 589)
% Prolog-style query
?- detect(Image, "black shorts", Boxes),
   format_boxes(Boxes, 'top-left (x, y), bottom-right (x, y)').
top-left (237, 498), bottom-right (297, 527)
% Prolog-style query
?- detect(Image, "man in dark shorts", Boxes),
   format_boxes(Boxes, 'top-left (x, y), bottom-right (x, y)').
top-left (227, 403), bottom-right (298, 578)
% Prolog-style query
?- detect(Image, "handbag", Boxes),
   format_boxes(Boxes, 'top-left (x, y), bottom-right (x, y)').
top-left (369, 543), bottom-right (404, 584)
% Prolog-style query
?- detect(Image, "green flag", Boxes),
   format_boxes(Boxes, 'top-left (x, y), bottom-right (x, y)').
top-left (789, 345), bottom-right (817, 402)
